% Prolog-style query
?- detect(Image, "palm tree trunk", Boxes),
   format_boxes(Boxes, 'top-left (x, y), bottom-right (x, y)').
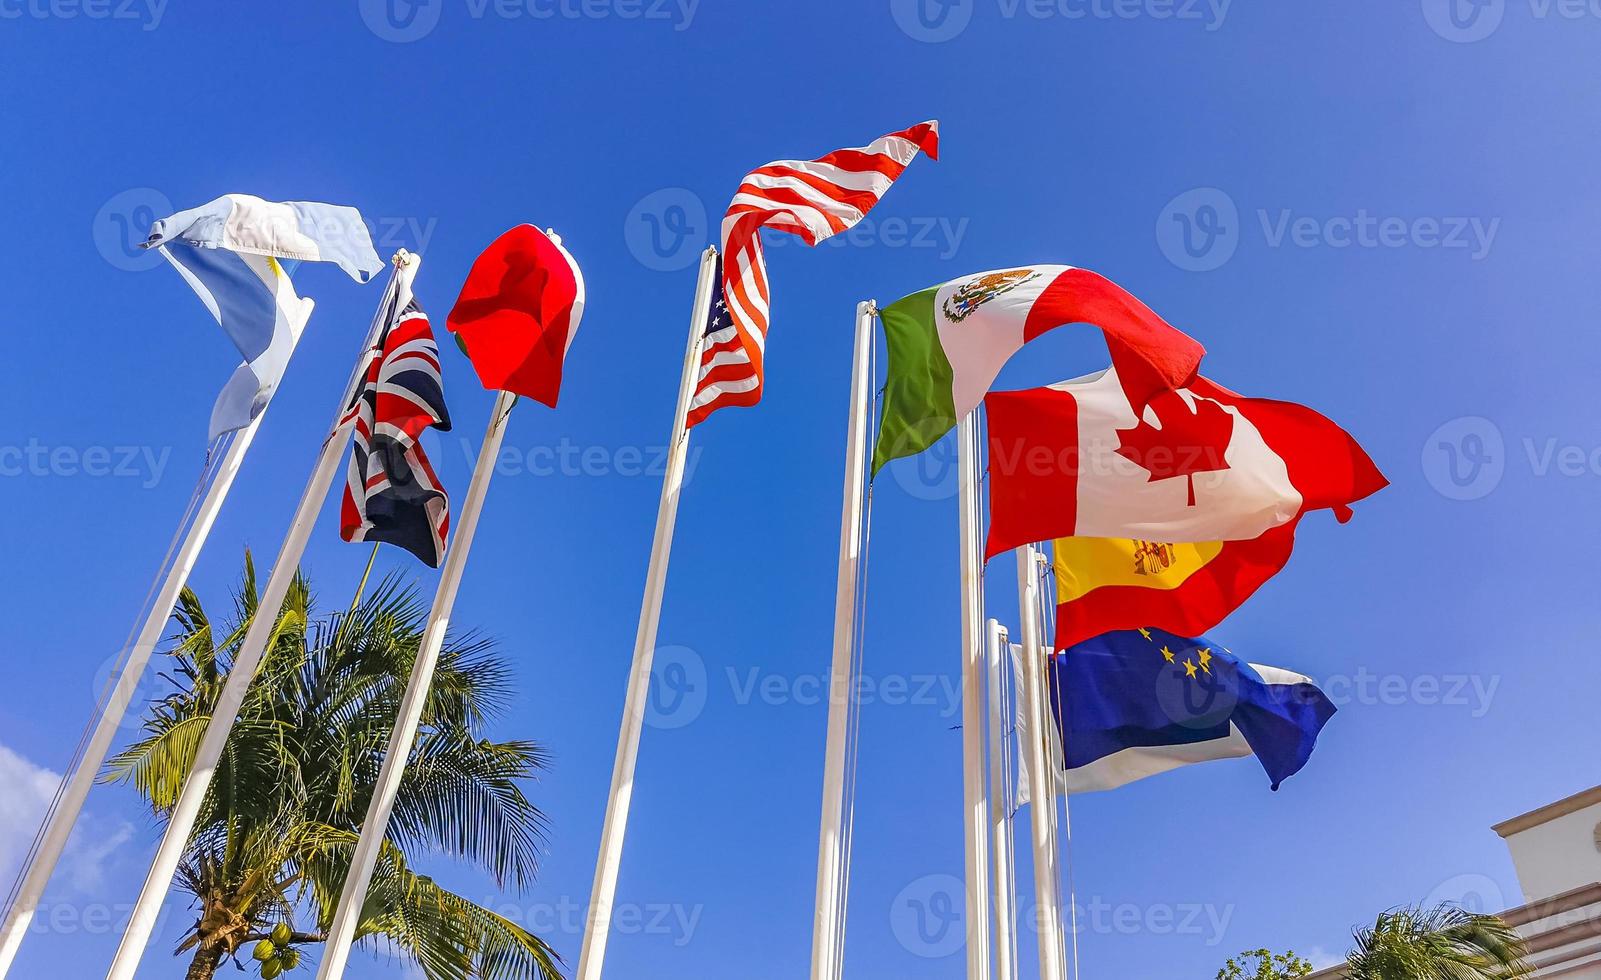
top-left (184, 943), bottom-right (225, 980)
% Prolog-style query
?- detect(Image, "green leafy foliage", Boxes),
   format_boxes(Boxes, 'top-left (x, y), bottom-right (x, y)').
top-left (1346, 905), bottom-right (1532, 980)
top-left (1217, 948), bottom-right (1314, 980)
top-left (103, 553), bottom-right (562, 980)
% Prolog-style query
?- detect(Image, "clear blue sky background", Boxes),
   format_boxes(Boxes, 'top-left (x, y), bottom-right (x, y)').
top-left (2, 1), bottom-right (1597, 977)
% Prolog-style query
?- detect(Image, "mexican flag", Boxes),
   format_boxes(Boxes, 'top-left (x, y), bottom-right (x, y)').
top-left (873, 265), bottom-right (1205, 471)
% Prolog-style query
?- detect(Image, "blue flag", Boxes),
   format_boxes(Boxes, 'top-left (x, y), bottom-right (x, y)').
top-left (1043, 628), bottom-right (1336, 793)
top-left (145, 194), bottom-right (381, 442)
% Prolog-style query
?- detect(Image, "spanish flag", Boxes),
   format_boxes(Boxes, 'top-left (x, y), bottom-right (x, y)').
top-left (1050, 522), bottom-right (1298, 651)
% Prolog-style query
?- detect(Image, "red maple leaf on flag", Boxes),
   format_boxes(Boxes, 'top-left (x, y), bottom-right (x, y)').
top-left (1115, 391), bottom-right (1235, 505)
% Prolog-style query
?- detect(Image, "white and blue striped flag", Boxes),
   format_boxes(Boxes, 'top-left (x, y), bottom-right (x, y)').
top-left (144, 195), bottom-right (383, 441)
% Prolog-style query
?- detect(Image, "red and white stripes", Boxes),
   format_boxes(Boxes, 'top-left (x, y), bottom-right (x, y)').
top-left (686, 120), bottom-right (940, 428)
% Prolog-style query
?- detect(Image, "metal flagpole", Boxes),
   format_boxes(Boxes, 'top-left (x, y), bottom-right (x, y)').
top-left (102, 253), bottom-right (414, 980)
top-left (575, 245), bottom-right (718, 980)
top-left (0, 415), bottom-right (268, 978)
top-left (1016, 544), bottom-right (1066, 980)
top-left (956, 413), bottom-right (993, 980)
top-left (809, 299), bottom-right (876, 980)
top-left (986, 619), bottom-right (1018, 980)
top-left (315, 385), bottom-right (518, 980)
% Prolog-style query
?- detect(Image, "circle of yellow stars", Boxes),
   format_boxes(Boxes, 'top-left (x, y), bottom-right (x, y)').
top-left (1139, 627), bottom-right (1214, 681)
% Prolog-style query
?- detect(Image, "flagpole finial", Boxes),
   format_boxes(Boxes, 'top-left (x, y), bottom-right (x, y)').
top-left (392, 249), bottom-right (414, 268)
top-left (545, 229), bottom-right (561, 246)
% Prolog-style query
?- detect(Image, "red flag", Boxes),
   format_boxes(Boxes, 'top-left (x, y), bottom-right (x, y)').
top-left (446, 225), bottom-right (585, 407)
top-left (985, 367), bottom-right (1386, 559)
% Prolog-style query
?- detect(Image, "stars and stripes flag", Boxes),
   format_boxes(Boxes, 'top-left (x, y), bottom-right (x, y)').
top-left (339, 296), bottom-right (453, 567)
top-left (686, 120), bottom-right (941, 428)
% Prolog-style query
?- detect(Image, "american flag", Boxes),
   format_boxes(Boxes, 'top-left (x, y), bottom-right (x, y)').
top-left (340, 297), bottom-right (453, 567)
top-left (685, 120), bottom-right (941, 428)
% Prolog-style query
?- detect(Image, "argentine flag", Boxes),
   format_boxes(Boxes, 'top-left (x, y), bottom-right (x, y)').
top-left (146, 195), bottom-right (382, 442)
top-left (1018, 628), bottom-right (1336, 798)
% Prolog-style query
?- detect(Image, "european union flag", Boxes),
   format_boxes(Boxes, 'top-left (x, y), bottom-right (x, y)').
top-left (1049, 628), bottom-right (1337, 793)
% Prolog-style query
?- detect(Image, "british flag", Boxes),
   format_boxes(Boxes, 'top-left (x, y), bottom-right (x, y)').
top-left (685, 120), bottom-right (940, 428)
top-left (340, 297), bottom-right (453, 567)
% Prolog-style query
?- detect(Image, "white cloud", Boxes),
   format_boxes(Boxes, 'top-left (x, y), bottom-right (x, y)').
top-left (0, 743), bottom-right (134, 895)
top-left (1305, 945), bottom-right (1346, 970)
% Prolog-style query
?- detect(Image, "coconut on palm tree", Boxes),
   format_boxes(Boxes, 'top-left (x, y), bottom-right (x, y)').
top-left (1345, 904), bottom-right (1532, 980)
top-left (103, 554), bottom-right (562, 980)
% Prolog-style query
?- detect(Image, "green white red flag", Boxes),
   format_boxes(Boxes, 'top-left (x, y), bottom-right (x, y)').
top-left (873, 265), bottom-right (1205, 470)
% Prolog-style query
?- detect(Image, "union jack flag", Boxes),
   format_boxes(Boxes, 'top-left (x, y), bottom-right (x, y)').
top-left (686, 120), bottom-right (940, 428)
top-left (340, 297), bottom-right (453, 567)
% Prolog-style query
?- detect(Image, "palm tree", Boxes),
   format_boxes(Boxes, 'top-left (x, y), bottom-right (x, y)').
top-left (103, 554), bottom-right (563, 980)
top-left (1345, 904), bottom-right (1532, 980)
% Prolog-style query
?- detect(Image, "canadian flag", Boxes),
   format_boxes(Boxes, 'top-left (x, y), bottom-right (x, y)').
top-left (984, 366), bottom-right (1386, 559)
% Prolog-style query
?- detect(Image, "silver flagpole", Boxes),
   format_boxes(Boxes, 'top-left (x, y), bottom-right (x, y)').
top-left (102, 253), bottom-right (414, 980)
top-left (575, 245), bottom-right (718, 980)
top-left (315, 385), bottom-right (518, 980)
top-left (986, 618), bottom-right (1018, 980)
top-left (809, 299), bottom-right (876, 980)
top-left (956, 413), bottom-right (993, 980)
top-left (1016, 544), bottom-right (1066, 980)
top-left (0, 413), bottom-right (270, 978)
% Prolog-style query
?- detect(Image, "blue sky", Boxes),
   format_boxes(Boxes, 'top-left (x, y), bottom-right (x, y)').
top-left (2, 1), bottom-right (1599, 977)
